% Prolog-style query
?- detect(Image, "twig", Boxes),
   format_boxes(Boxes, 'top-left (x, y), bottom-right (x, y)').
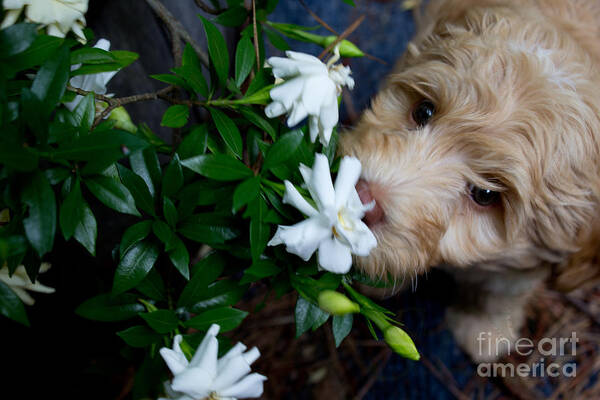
top-left (318, 15), bottom-right (366, 59)
top-left (194, 0), bottom-right (220, 14)
top-left (252, 0), bottom-right (260, 67)
top-left (298, 0), bottom-right (338, 35)
top-left (145, 0), bottom-right (209, 66)
top-left (563, 294), bottom-right (600, 328)
top-left (353, 349), bottom-right (392, 400)
top-left (89, 85), bottom-right (175, 128)
top-left (421, 355), bottom-right (470, 400)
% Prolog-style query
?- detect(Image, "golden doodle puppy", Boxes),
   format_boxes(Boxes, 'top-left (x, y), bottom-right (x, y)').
top-left (341, 0), bottom-right (600, 361)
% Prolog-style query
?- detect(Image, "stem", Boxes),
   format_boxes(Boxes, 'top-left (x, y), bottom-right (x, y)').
top-left (318, 15), bottom-right (365, 60)
top-left (361, 308), bottom-right (391, 332)
top-left (145, 0), bottom-right (209, 67)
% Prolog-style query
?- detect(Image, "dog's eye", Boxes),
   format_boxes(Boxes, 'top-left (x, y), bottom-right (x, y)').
top-left (470, 186), bottom-right (500, 207)
top-left (412, 100), bottom-right (435, 127)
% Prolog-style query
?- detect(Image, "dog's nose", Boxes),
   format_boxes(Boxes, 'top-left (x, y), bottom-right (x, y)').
top-left (356, 179), bottom-right (384, 226)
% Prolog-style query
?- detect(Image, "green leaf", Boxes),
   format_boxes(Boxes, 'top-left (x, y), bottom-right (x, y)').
top-left (140, 310), bottom-right (179, 334)
top-left (73, 200), bottom-right (97, 256)
top-left (0, 140), bottom-right (38, 171)
top-left (214, 6), bottom-right (248, 27)
top-left (163, 197), bottom-right (178, 228)
top-left (239, 107), bottom-right (276, 140)
top-left (53, 129), bottom-right (149, 165)
top-left (113, 240), bottom-right (161, 294)
top-left (178, 254), bottom-right (225, 308)
top-left (263, 129), bottom-right (303, 170)
top-left (71, 92), bottom-right (95, 132)
top-left (2, 35), bottom-right (63, 78)
top-left (117, 164), bottom-right (156, 216)
top-left (120, 220), bottom-right (153, 258)
top-left (0, 23), bottom-right (38, 59)
top-left (176, 44), bottom-right (208, 97)
top-left (70, 47), bottom-right (116, 65)
top-left (161, 105), bottom-right (189, 128)
top-left (332, 314), bottom-right (353, 347)
top-left (22, 172), bottom-right (56, 257)
top-left (130, 147), bottom-right (161, 198)
top-left (249, 197), bottom-right (269, 261)
top-left (162, 155), bottom-right (184, 198)
top-left (178, 223), bottom-right (238, 244)
top-left (21, 87), bottom-right (47, 143)
top-left (168, 235), bottom-right (190, 280)
top-left (264, 29), bottom-right (290, 51)
top-left (177, 124), bottom-right (208, 159)
top-left (117, 325), bottom-right (161, 348)
top-left (184, 307), bottom-right (248, 332)
top-left (199, 15), bottom-right (229, 86)
top-left (295, 297), bottom-right (329, 338)
top-left (150, 73), bottom-right (188, 88)
top-left (187, 280), bottom-right (247, 313)
top-left (152, 220), bottom-right (174, 248)
top-left (31, 44), bottom-right (69, 114)
top-left (235, 36), bottom-right (256, 87)
top-left (60, 179), bottom-right (83, 239)
top-left (0, 236), bottom-right (28, 266)
top-left (342, 0), bottom-right (356, 6)
top-left (111, 50), bottom-right (139, 68)
top-left (181, 154), bottom-right (253, 181)
top-left (232, 176), bottom-right (260, 212)
top-left (136, 269), bottom-right (166, 301)
top-left (85, 175), bottom-right (140, 216)
top-left (209, 108), bottom-right (243, 158)
top-left (240, 259), bottom-right (281, 283)
top-left (0, 281), bottom-right (29, 326)
top-left (75, 293), bottom-right (145, 321)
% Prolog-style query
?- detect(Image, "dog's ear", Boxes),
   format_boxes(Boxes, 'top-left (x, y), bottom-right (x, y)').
top-left (551, 219), bottom-right (600, 292)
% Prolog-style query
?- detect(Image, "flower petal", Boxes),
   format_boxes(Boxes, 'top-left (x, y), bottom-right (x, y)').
top-left (310, 154), bottom-right (336, 211)
top-left (334, 156), bottom-right (362, 209)
top-left (337, 219), bottom-right (377, 257)
top-left (268, 218), bottom-right (331, 261)
top-left (269, 78), bottom-right (304, 110)
top-left (211, 356), bottom-right (251, 392)
top-left (171, 367), bottom-right (212, 399)
top-left (283, 181), bottom-right (318, 217)
top-left (300, 75), bottom-right (335, 116)
top-left (286, 100), bottom-right (308, 127)
top-left (159, 347), bottom-right (188, 376)
top-left (242, 347), bottom-right (260, 365)
top-left (218, 373), bottom-right (267, 399)
top-left (265, 101), bottom-right (288, 118)
top-left (318, 237), bottom-right (353, 274)
top-left (217, 342), bottom-right (247, 372)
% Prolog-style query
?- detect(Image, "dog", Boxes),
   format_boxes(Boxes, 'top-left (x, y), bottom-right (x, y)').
top-left (340, 0), bottom-right (600, 362)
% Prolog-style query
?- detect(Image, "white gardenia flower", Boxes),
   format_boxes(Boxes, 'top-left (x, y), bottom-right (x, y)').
top-left (0, 263), bottom-right (55, 306)
top-left (268, 153), bottom-right (377, 274)
top-left (1, 0), bottom-right (89, 43)
top-left (265, 50), bottom-right (355, 147)
top-left (65, 38), bottom-right (118, 111)
top-left (159, 324), bottom-right (266, 400)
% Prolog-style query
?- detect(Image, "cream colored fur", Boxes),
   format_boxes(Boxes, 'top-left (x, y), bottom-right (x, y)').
top-left (340, 0), bottom-right (600, 361)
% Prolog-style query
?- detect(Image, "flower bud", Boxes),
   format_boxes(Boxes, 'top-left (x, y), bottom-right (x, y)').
top-left (108, 106), bottom-right (137, 133)
top-left (384, 326), bottom-right (420, 360)
top-left (322, 36), bottom-right (365, 58)
top-left (317, 290), bottom-right (360, 315)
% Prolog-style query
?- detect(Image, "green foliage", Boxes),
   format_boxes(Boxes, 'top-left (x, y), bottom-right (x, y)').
top-left (0, 3), bottom-right (419, 391)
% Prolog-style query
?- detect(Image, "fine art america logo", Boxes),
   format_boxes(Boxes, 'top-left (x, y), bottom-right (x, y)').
top-left (476, 332), bottom-right (578, 378)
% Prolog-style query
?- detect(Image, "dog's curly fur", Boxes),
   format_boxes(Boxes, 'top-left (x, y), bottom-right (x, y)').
top-left (340, 0), bottom-right (600, 361)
